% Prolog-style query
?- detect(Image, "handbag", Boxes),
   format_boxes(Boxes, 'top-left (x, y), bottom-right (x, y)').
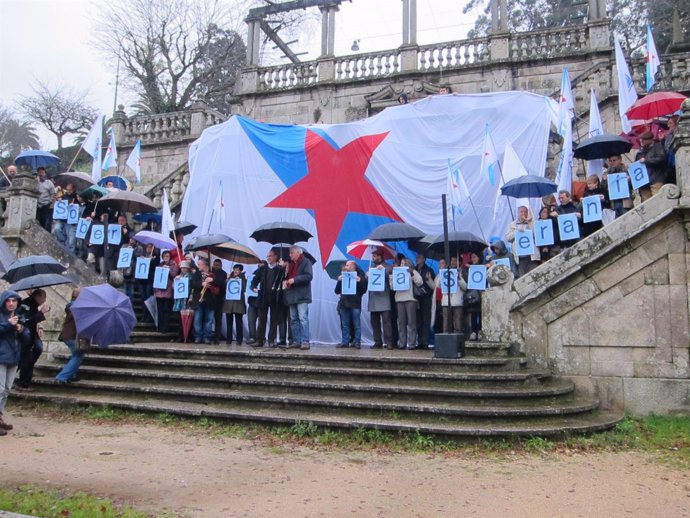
top-left (413, 281), bottom-right (433, 300)
top-left (463, 289), bottom-right (481, 307)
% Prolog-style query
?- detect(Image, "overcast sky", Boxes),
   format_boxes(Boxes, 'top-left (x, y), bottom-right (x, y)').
top-left (0, 0), bottom-right (478, 149)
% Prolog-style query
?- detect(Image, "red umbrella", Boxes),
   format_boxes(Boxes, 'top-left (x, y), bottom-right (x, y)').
top-left (346, 239), bottom-right (395, 260)
top-left (626, 92), bottom-right (687, 121)
top-left (180, 309), bottom-right (194, 343)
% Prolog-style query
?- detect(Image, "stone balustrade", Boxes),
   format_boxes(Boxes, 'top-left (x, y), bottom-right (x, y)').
top-left (510, 25), bottom-right (588, 59)
top-left (122, 112), bottom-right (192, 144)
top-left (334, 50), bottom-right (402, 80)
top-left (418, 38), bottom-right (490, 70)
top-left (146, 161), bottom-right (190, 211)
top-left (630, 52), bottom-right (690, 93)
top-left (259, 62), bottom-right (319, 90)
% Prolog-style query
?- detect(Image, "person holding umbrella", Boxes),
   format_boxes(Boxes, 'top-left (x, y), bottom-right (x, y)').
top-left (636, 131), bottom-right (668, 202)
top-left (14, 289), bottom-right (51, 391)
top-left (0, 290), bottom-right (31, 435)
top-left (35, 167), bottom-right (56, 232)
top-left (55, 288), bottom-right (88, 385)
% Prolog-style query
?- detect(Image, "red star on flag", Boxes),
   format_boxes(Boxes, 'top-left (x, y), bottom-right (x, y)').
top-left (267, 130), bottom-right (401, 265)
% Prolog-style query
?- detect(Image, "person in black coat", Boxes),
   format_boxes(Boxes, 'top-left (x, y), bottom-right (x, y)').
top-left (335, 260), bottom-right (368, 349)
top-left (251, 250), bottom-right (287, 348)
top-left (15, 289), bottom-right (51, 390)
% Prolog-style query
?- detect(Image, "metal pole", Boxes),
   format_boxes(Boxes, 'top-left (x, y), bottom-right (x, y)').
top-left (441, 194), bottom-right (451, 312)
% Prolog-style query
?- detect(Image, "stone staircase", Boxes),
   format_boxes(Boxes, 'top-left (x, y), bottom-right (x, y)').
top-left (17, 341), bottom-right (623, 437)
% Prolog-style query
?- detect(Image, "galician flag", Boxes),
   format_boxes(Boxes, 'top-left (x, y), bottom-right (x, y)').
top-left (126, 140), bottom-right (142, 183)
top-left (212, 180), bottom-right (226, 229)
top-left (82, 114), bottom-right (105, 182)
top-left (646, 24), bottom-right (660, 92)
top-left (614, 35), bottom-right (637, 133)
top-left (447, 158), bottom-right (469, 218)
top-left (101, 128), bottom-right (118, 171)
top-left (588, 89), bottom-right (605, 177)
top-left (161, 189), bottom-right (176, 239)
top-left (493, 141), bottom-right (528, 222)
top-left (558, 68), bottom-right (575, 137)
top-left (480, 123), bottom-right (500, 186)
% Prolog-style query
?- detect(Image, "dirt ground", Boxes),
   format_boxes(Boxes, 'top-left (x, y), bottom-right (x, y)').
top-left (1, 412), bottom-right (689, 518)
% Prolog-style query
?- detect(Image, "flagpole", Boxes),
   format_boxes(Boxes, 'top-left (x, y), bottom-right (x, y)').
top-left (493, 150), bottom-right (515, 221)
top-left (466, 195), bottom-right (488, 244)
top-left (66, 149), bottom-right (82, 172)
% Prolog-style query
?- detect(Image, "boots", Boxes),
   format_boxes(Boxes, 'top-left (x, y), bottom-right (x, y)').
top-left (0, 412), bottom-right (13, 431)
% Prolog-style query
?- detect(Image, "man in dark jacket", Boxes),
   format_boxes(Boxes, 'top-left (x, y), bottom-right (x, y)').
top-left (414, 253), bottom-right (435, 349)
top-left (283, 246), bottom-right (313, 350)
top-left (211, 259), bottom-right (227, 344)
top-left (251, 250), bottom-right (286, 348)
top-left (335, 260), bottom-right (368, 349)
top-left (636, 131), bottom-right (668, 202)
top-left (0, 290), bottom-right (31, 434)
top-left (15, 289), bottom-right (50, 390)
top-left (190, 258), bottom-right (220, 344)
top-left (549, 190), bottom-right (582, 250)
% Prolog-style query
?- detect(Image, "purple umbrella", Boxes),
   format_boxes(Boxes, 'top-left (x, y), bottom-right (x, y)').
top-left (133, 230), bottom-right (177, 250)
top-left (71, 283), bottom-right (136, 347)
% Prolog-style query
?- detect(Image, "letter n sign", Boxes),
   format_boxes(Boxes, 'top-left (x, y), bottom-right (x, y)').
top-left (582, 195), bottom-right (602, 223)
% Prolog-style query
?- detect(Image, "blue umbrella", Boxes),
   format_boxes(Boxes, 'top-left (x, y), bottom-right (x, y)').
top-left (80, 184), bottom-right (109, 201)
top-left (134, 212), bottom-right (163, 224)
top-left (500, 175), bottom-right (558, 199)
top-left (14, 150), bottom-right (61, 171)
top-left (133, 230), bottom-right (177, 250)
top-left (70, 283), bottom-right (136, 347)
top-left (98, 175), bottom-right (131, 190)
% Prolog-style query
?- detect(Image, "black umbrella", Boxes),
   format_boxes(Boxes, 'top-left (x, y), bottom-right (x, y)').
top-left (0, 237), bottom-right (17, 273)
top-left (271, 245), bottom-right (317, 265)
top-left (324, 260), bottom-right (347, 280)
top-left (3, 255), bottom-right (67, 283)
top-left (174, 220), bottom-right (198, 236)
top-left (367, 222), bottom-right (426, 242)
top-left (500, 175), bottom-right (558, 199)
top-left (185, 233), bottom-right (235, 251)
top-left (425, 231), bottom-right (488, 256)
top-left (9, 273), bottom-right (74, 292)
top-left (98, 190), bottom-right (157, 214)
top-left (251, 221), bottom-right (313, 244)
top-left (53, 171), bottom-right (96, 192)
top-left (573, 134), bottom-right (633, 161)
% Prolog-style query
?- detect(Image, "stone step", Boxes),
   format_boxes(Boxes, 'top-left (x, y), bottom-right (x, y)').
top-left (28, 377), bottom-right (599, 419)
top-left (12, 391), bottom-right (624, 437)
top-left (44, 353), bottom-right (534, 381)
top-left (35, 364), bottom-right (570, 401)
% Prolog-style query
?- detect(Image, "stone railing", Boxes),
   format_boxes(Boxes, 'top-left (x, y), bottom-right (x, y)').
top-left (334, 50), bottom-right (402, 80)
top-left (630, 51), bottom-right (690, 93)
top-left (259, 62), bottom-right (319, 90)
top-left (145, 161), bottom-right (190, 211)
top-left (510, 25), bottom-right (588, 59)
top-left (418, 38), bottom-right (490, 70)
top-left (123, 111), bottom-right (192, 144)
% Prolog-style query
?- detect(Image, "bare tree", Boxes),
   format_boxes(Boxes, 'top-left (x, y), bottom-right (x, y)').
top-left (0, 103), bottom-right (40, 168)
top-left (18, 81), bottom-right (98, 151)
top-left (94, 0), bottom-right (248, 115)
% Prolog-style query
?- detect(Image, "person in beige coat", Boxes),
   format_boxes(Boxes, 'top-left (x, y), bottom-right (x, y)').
top-left (431, 256), bottom-right (468, 333)
top-left (505, 205), bottom-right (540, 278)
top-left (390, 257), bottom-right (423, 350)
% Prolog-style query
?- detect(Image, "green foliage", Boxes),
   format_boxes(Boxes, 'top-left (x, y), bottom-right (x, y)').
top-left (0, 486), bottom-right (178, 518)
top-left (0, 103), bottom-right (40, 168)
top-left (290, 420), bottom-right (320, 438)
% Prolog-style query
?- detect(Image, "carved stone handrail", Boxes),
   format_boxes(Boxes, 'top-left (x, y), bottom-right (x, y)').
top-left (145, 160), bottom-right (190, 211)
top-left (334, 50), bottom-right (402, 80)
top-left (510, 25), bottom-right (588, 59)
top-left (417, 38), bottom-right (490, 70)
top-left (630, 52), bottom-right (690, 93)
top-left (258, 62), bottom-right (319, 90)
top-left (123, 112), bottom-right (193, 144)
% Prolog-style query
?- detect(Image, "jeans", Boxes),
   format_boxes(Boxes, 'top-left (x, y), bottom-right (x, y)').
top-left (65, 223), bottom-right (77, 254)
top-left (194, 305), bottom-right (214, 342)
top-left (340, 307), bottom-right (361, 345)
top-left (0, 363), bottom-right (17, 413)
top-left (288, 303), bottom-right (310, 344)
top-left (55, 340), bottom-right (85, 382)
top-left (53, 220), bottom-right (66, 245)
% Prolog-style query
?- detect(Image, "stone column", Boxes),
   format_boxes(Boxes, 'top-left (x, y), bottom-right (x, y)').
top-left (672, 99), bottom-right (690, 204)
top-left (246, 20), bottom-right (256, 64)
top-left (499, 0), bottom-right (508, 31)
top-left (327, 7), bottom-right (337, 56)
top-left (320, 6), bottom-right (329, 56)
top-left (2, 167), bottom-right (38, 235)
top-left (110, 105), bottom-right (127, 146)
top-left (409, 0), bottom-right (417, 45)
top-left (587, 19), bottom-right (610, 50)
top-left (491, 0), bottom-right (499, 32)
top-left (251, 20), bottom-right (261, 65)
top-left (402, 0), bottom-right (410, 46)
top-left (189, 99), bottom-right (209, 138)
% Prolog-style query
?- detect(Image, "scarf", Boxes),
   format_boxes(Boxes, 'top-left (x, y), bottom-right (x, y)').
top-left (287, 254), bottom-right (303, 283)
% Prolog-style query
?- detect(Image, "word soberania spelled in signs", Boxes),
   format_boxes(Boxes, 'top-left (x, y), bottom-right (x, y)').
top-left (174, 277), bottom-right (189, 299)
top-left (367, 267), bottom-right (386, 292)
top-left (439, 269), bottom-right (458, 294)
top-left (391, 267), bottom-right (410, 291)
top-left (341, 271), bottom-right (357, 295)
top-left (467, 265), bottom-right (487, 290)
top-left (226, 278), bottom-right (242, 300)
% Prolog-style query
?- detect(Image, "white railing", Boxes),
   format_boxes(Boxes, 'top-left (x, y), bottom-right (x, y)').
top-left (259, 62), bottom-right (319, 90)
top-left (334, 50), bottom-right (402, 80)
top-left (510, 26), bottom-right (588, 59)
top-left (124, 112), bottom-right (192, 143)
top-left (418, 38), bottom-right (490, 70)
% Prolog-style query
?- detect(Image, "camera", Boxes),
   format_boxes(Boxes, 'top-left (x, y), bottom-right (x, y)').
top-left (16, 315), bottom-right (28, 326)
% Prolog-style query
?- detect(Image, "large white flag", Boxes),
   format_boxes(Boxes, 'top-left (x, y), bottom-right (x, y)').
top-left (161, 189), bottom-right (176, 240)
top-left (614, 36), bottom-right (637, 133)
top-left (646, 24), bottom-right (660, 92)
top-left (101, 128), bottom-right (118, 171)
top-left (558, 68), bottom-right (575, 137)
top-left (493, 141), bottom-right (528, 222)
top-left (126, 140), bottom-right (142, 183)
top-left (480, 124), bottom-right (500, 186)
top-left (447, 158), bottom-right (469, 219)
top-left (588, 89), bottom-right (605, 177)
top-left (82, 114), bottom-right (104, 181)
top-left (212, 180), bottom-right (226, 230)
top-left (556, 117), bottom-right (574, 202)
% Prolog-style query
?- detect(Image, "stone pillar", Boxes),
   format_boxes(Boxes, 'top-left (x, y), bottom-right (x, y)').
top-left (490, 32), bottom-right (510, 60)
top-left (402, 0), bottom-right (410, 45)
top-left (491, 0), bottom-right (499, 32)
top-left (189, 98), bottom-right (209, 138)
top-left (238, 67), bottom-right (260, 95)
top-left (246, 21), bottom-right (256, 65)
top-left (482, 265), bottom-right (518, 342)
top-left (2, 167), bottom-right (38, 234)
top-left (587, 19), bottom-right (610, 50)
top-left (400, 46), bottom-right (418, 73)
top-left (327, 7), bottom-right (337, 56)
top-left (318, 56), bottom-right (336, 82)
top-left (110, 105), bottom-right (127, 146)
top-left (672, 99), bottom-right (690, 204)
top-left (409, 0), bottom-right (417, 45)
top-left (499, 0), bottom-right (508, 31)
top-left (251, 20), bottom-right (261, 65)
top-left (588, 0), bottom-right (606, 20)
top-left (320, 6), bottom-right (329, 56)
